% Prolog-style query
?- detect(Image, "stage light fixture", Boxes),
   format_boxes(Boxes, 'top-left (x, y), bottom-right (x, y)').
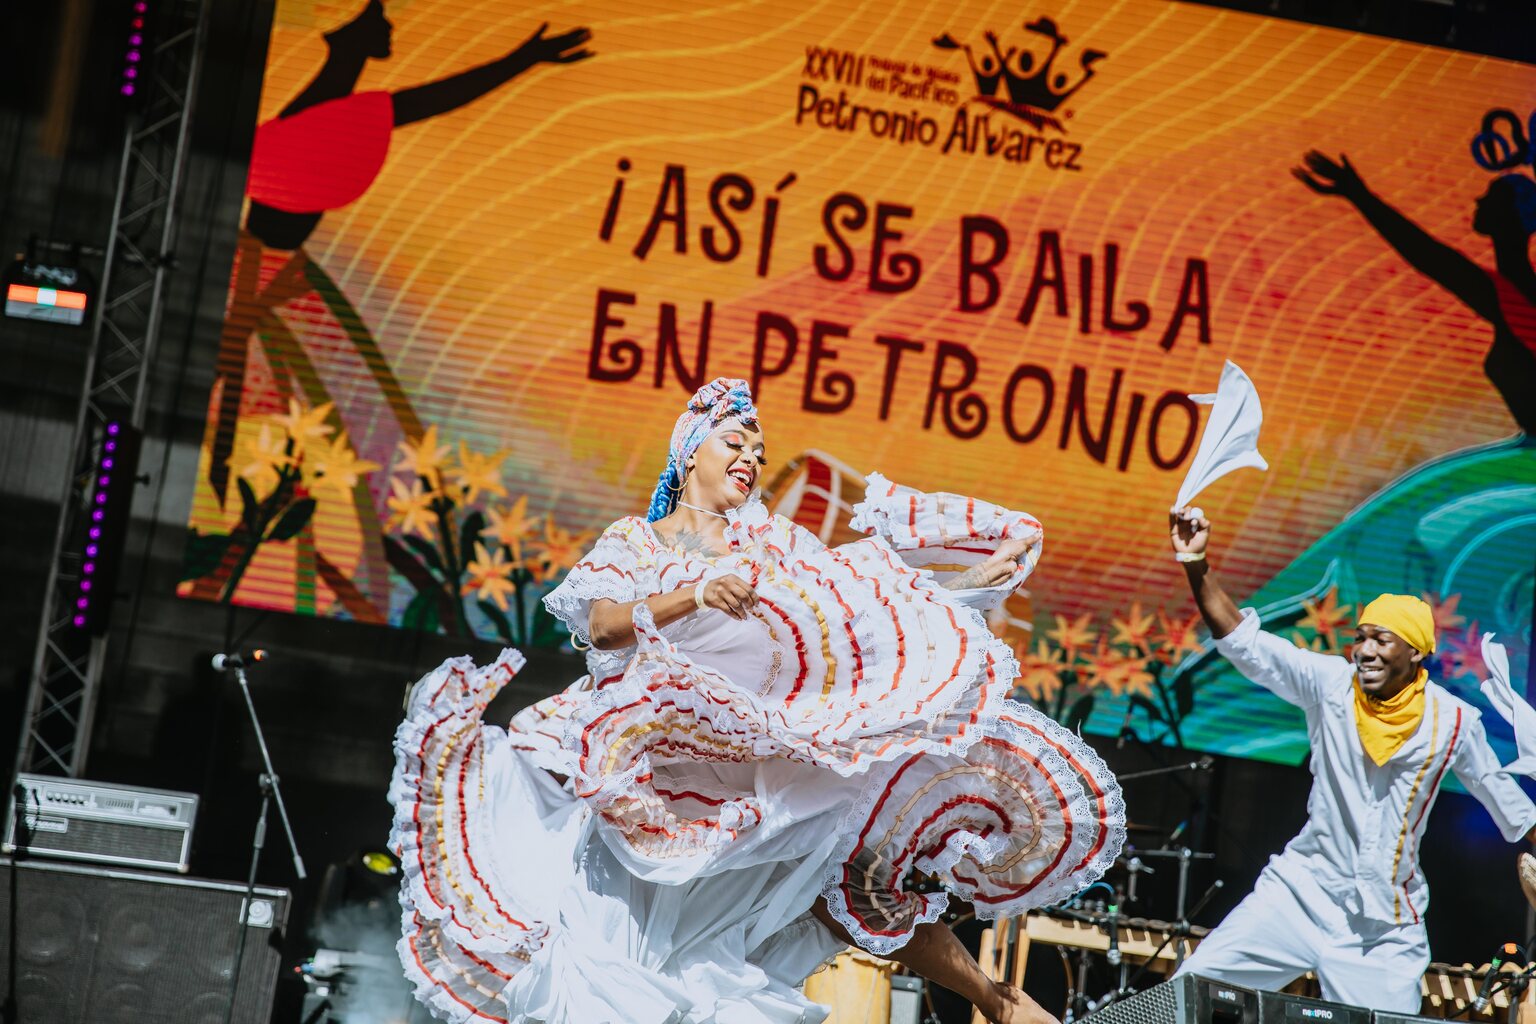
top-left (71, 421), bottom-right (142, 636)
top-left (120, 1), bottom-right (152, 102)
top-left (3, 243), bottom-right (93, 326)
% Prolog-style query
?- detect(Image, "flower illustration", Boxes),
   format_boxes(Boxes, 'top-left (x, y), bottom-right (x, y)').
top-left (385, 476), bottom-right (436, 538)
top-left (1013, 639), bottom-right (1065, 703)
top-left (306, 430), bottom-right (379, 500)
top-left (451, 442), bottom-right (510, 504)
top-left (1046, 613), bottom-right (1096, 659)
top-left (1077, 637), bottom-right (1122, 692)
top-left (1421, 592), bottom-right (1467, 636)
top-left (527, 519), bottom-right (592, 582)
top-left (463, 542), bottom-right (517, 611)
top-left (1291, 631), bottom-right (1326, 652)
top-left (1107, 654), bottom-right (1156, 699)
top-left (487, 495), bottom-right (536, 562)
top-left (1111, 601), bottom-right (1156, 655)
top-left (396, 424), bottom-right (453, 481)
top-left (1154, 610), bottom-right (1204, 665)
top-left (1298, 587), bottom-right (1353, 651)
top-left (228, 422), bottom-right (294, 499)
top-left (1439, 621), bottom-right (1488, 682)
top-left (276, 398), bottom-right (335, 457)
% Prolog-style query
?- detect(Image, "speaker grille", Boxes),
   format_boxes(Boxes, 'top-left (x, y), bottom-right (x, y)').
top-left (22, 815), bottom-right (188, 867)
top-left (0, 858), bottom-right (289, 1024)
top-left (1084, 977), bottom-right (1182, 1023)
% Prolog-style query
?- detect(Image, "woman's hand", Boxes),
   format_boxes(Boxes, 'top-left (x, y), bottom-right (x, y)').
top-left (1169, 505), bottom-right (1210, 558)
top-left (945, 537), bottom-right (1030, 591)
top-left (698, 574), bottom-right (758, 620)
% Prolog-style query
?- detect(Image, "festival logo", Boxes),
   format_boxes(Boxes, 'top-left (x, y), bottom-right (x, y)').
top-left (932, 16), bottom-right (1106, 134)
top-left (795, 13), bottom-right (1104, 169)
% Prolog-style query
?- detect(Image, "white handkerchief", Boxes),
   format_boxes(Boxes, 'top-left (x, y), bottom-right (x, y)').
top-left (1174, 360), bottom-right (1269, 511)
top-left (1479, 633), bottom-right (1536, 776)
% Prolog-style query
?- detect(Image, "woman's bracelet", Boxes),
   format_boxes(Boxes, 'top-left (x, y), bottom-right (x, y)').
top-left (1174, 551), bottom-right (1207, 563)
top-left (694, 582), bottom-right (709, 610)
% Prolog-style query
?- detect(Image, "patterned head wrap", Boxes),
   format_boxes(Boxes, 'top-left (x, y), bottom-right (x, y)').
top-left (1358, 594), bottom-right (1436, 654)
top-left (645, 378), bottom-right (759, 522)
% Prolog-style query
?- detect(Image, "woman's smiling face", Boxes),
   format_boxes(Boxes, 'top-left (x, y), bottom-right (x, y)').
top-left (683, 419), bottom-right (767, 512)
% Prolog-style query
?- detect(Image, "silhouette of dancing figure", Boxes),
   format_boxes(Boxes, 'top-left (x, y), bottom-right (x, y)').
top-left (246, 0), bottom-right (591, 250)
top-left (202, 3), bottom-right (591, 510)
top-left (1294, 152), bottom-right (1536, 437)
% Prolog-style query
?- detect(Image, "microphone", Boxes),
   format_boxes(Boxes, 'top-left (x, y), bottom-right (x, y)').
top-left (1105, 900), bottom-right (1122, 967)
top-left (1474, 942), bottom-right (1520, 1013)
top-left (1196, 755), bottom-right (1215, 771)
top-left (212, 649), bottom-right (268, 671)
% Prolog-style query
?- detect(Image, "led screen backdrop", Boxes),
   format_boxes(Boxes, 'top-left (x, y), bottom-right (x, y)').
top-left (184, 0), bottom-right (1536, 768)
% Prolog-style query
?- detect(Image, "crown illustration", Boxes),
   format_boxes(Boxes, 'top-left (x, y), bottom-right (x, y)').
top-left (935, 17), bottom-right (1106, 129)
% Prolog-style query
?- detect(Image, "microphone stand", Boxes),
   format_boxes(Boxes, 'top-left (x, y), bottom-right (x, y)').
top-left (1113, 878), bottom-right (1227, 1000)
top-left (1444, 959), bottom-right (1536, 1022)
top-left (221, 657), bottom-right (306, 1024)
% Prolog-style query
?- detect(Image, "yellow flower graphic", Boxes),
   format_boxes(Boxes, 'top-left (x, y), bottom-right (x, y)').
top-left (463, 542), bottom-right (516, 611)
top-left (1013, 639), bottom-right (1064, 703)
top-left (1298, 587), bottom-right (1353, 650)
top-left (528, 519), bottom-right (592, 582)
top-left (1111, 601), bottom-right (1156, 654)
top-left (451, 442), bottom-right (509, 504)
top-left (275, 398), bottom-right (335, 457)
top-left (227, 422), bottom-right (294, 499)
top-left (305, 430), bottom-right (380, 500)
top-left (1291, 631), bottom-right (1326, 652)
top-left (487, 495), bottom-right (536, 563)
top-left (1107, 654), bottom-right (1156, 699)
top-left (385, 477), bottom-right (436, 538)
top-left (1077, 637), bottom-right (1121, 692)
top-left (1046, 613), bottom-right (1095, 658)
top-left (1155, 610), bottom-right (1204, 665)
top-left (396, 424), bottom-right (453, 481)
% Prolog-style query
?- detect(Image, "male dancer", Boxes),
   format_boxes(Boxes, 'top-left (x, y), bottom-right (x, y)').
top-left (1168, 507), bottom-right (1536, 1013)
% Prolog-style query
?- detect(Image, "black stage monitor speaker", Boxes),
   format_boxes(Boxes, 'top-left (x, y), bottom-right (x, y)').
top-left (1260, 991), bottom-right (1372, 1024)
top-left (1084, 974), bottom-right (1260, 1023)
top-left (1371, 1016), bottom-right (1439, 1023)
top-left (0, 857), bottom-right (290, 1023)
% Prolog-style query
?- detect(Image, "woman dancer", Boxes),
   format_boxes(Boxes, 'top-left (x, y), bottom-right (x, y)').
top-left (391, 378), bottom-right (1123, 1024)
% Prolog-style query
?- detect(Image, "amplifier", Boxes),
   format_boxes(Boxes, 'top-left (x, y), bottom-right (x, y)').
top-left (1260, 991), bottom-right (1371, 1024)
top-left (0, 857), bottom-right (289, 1024)
top-left (1084, 974), bottom-right (1260, 1023)
top-left (3, 773), bottom-right (197, 872)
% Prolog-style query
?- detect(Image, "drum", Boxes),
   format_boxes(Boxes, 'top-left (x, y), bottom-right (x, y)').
top-left (802, 948), bottom-right (898, 1024)
top-left (762, 450), bottom-right (868, 547)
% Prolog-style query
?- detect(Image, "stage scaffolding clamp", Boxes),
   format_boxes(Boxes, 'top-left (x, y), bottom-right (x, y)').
top-left (12, 0), bottom-right (213, 782)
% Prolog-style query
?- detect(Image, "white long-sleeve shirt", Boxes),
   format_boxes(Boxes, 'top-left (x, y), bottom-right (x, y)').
top-left (1215, 609), bottom-right (1536, 925)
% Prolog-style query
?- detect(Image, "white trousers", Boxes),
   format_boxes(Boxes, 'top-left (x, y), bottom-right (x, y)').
top-left (1174, 860), bottom-right (1428, 1013)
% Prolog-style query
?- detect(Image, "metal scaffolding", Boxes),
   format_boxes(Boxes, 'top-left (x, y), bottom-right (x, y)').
top-left (13, 0), bottom-right (212, 779)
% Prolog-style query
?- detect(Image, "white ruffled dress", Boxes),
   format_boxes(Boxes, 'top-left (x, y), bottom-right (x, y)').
top-left (390, 475), bottom-right (1124, 1024)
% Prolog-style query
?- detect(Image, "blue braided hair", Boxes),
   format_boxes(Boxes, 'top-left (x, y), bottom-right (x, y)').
top-left (645, 462), bottom-right (684, 523)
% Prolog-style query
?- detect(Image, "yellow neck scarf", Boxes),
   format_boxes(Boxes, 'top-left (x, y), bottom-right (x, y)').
top-left (1353, 669), bottom-right (1427, 766)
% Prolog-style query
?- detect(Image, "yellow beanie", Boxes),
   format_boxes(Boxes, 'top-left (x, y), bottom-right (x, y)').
top-left (1357, 594), bottom-right (1436, 654)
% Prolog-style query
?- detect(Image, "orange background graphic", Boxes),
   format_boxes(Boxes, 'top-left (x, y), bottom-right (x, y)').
top-left (183, 0), bottom-right (1535, 760)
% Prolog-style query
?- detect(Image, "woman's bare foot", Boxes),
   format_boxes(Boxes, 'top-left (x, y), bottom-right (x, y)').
top-left (982, 981), bottom-right (1060, 1024)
